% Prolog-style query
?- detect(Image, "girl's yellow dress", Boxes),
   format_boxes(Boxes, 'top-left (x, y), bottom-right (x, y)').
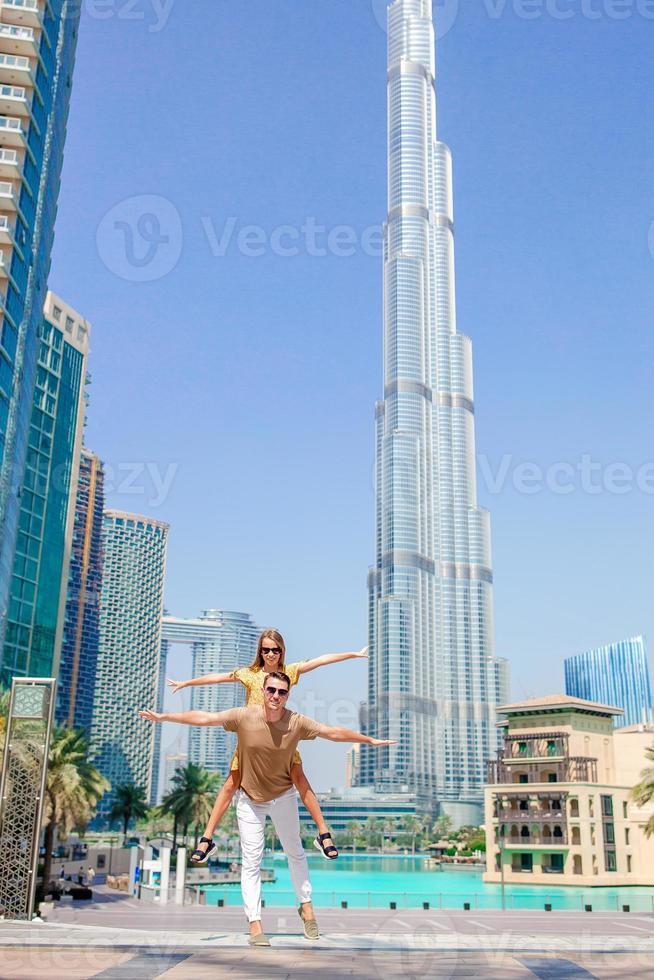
top-left (228, 661), bottom-right (305, 771)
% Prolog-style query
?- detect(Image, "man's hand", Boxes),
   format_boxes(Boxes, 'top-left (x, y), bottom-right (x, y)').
top-left (166, 678), bottom-right (185, 695)
top-left (369, 738), bottom-right (397, 747)
top-left (139, 709), bottom-right (163, 723)
top-left (354, 647), bottom-right (369, 659)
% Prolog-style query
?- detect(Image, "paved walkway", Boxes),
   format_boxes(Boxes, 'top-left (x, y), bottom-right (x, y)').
top-left (0, 887), bottom-right (651, 978)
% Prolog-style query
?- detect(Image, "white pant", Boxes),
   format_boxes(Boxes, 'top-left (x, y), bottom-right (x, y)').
top-left (236, 787), bottom-right (312, 922)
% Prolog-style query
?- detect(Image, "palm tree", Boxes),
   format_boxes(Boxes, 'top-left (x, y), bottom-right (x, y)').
top-left (41, 728), bottom-right (110, 891)
top-left (631, 745), bottom-right (654, 837)
top-left (432, 813), bottom-right (454, 841)
top-left (159, 764), bottom-right (221, 850)
top-left (110, 784), bottom-right (149, 841)
top-left (400, 813), bottom-right (424, 853)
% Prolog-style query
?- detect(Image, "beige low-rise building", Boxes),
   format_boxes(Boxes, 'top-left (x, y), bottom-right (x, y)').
top-left (483, 695), bottom-right (654, 886)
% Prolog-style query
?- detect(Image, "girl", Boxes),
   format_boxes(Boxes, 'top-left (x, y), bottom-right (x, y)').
top-left (167, 628), bottom-right (367, 864)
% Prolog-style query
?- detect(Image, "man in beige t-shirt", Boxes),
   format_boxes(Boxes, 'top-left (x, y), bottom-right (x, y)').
top-left (140, 670), bottom-right (394, 947)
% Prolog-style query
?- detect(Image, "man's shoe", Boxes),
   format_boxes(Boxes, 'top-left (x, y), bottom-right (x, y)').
top-left (298, 905), bottom-right (320, 941)
top-left (248, 932), bottom-right (271, 946)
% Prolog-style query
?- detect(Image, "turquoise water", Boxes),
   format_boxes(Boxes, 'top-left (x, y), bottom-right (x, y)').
top-left (201, 853), bottom-right (654, 912)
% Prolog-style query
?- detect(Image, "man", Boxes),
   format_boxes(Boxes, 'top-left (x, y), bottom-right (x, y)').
top-left (140, 670), bottom-right (394, 946)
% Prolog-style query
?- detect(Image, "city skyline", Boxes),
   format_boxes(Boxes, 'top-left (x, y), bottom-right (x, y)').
top-left (38, 2), bottom-right (654, 790)
top-left (360, 0), bottom-right (504, 819)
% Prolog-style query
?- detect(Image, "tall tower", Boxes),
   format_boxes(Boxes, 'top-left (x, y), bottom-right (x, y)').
top-left (1, 292), bottom-right (90, 687)
top-left (158, 609), bottom-right (259, 799)
top-left (361, 0), bottom-right (503, 823)
top-left (565, 636), bottom-right (653, 729)
top-left (56, 447), bottom-right (105, 730)
top-left (0, 1), bottom-right (82, 649)
top-left (90, 511), bottom-right (169, 823)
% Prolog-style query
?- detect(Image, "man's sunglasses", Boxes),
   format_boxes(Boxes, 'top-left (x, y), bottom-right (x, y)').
top-left (265, 686), bottom-right (289, 697)
top-left (262, 647), bottom-right (282, 655)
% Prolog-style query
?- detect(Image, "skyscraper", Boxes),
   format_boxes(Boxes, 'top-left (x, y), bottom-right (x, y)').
top-left (90, 511), bottom-right (169, 822)
top-left (56, 447), bottom-right (105, 729)
top-left (1, 292), bottom-right (89, 686)
top-left (159, 610), bottom-right (259, 794)
top-left (0, 1), bottom-right (82, 650)
top-left (565, 636), bottom-right (653, 729)
top-left (360, 0), bottom-right (503, 823)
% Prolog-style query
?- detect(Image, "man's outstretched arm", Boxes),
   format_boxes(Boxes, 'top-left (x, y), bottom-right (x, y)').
top-left (317, 725), bottom-right (396, 747)
top-left (139, 708), bottom-right (234, 727)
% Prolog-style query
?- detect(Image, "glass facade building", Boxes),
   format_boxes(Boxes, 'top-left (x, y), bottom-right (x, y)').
top-left (564, 636), bottom-right (653, 729)
top-left (0, 1), bottom-right (82, 651)
top-left (56, 446), bottom-right (105, 729)
top-left (158, 609), bottom-right (259, 801)
top-left (1, 291), bottom-right (89, 686)
top-left (360, 0), bottom-right (506, 814)
top-left (90, 511), bottom-right (169, 822)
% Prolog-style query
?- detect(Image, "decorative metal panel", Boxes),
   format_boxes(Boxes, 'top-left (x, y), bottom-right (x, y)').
top-left (0, 679), bottom-right (55, 920)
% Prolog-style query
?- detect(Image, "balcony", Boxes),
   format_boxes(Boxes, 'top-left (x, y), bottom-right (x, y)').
top-left (0, 0), bottom-right (43, 29)
top-left (0, 115), bottom-right (25, 148)
top-left (487, 756), bottom-right (598, 785)
top-left (503, 832), bottom-right (568, 848)
top-left (0, 147), bottom-right (19, 178)
top-left (0, 214), bottom-right (15, 244)
top-left (0, 180), bottom-right (18, 211)
top-left (0, 53), bottom-right (33, 86)
top-left (0, 84), bottom-right (28, 116)
top-left (502, 732), bottom-right (569, 762)
top-left (0, 23), bottom-right (38, 58)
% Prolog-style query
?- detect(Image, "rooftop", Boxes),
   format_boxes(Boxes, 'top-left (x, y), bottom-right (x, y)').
top-left (497, 694), bottom-right (624, 717)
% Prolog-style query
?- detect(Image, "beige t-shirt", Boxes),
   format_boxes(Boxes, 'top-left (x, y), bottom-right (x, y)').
top-left (219, 705), bottom-right (326, 803)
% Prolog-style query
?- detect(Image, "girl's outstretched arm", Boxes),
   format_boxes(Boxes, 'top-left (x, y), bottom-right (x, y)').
top-left (167, 672), bottom-right (236, 695)
top-left (297, 647), bottom-right (368, 676)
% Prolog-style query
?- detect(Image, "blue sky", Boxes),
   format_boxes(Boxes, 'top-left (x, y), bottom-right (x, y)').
top-left (49, 0), bottom-right (654, 790)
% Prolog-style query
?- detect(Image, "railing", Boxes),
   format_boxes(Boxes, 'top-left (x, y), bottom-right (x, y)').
top-left (0, 149), bottom-right (18, 163)
top-left (0, 86), bottom-right (26, 100)
top-left (0, 24), bottom-right (35, 40)
top-left (0, 54), bottom-right (31, 71)
top-left (3, 0), bottom-right (40, 10)
top-left (505, 833), bottom-right (568, 846)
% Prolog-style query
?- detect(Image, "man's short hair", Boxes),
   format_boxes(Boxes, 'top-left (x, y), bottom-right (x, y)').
top-left (264, 670), bottom-right (291, 691)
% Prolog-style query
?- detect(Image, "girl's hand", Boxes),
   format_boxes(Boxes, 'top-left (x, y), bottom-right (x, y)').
top-left (139, 709), bottom-right (163, 723)
top-left (167, 678), bottom-right (185, 695)
top-left (370, 738), bottom-right (397, 747)
top-left (354, 647), bottom-right (369, 659)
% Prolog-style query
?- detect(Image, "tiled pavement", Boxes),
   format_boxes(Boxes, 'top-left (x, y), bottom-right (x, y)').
top-left (1, 947), bottom-right (653, 979)
top-left (1, 891), bottom-right (652, 979)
